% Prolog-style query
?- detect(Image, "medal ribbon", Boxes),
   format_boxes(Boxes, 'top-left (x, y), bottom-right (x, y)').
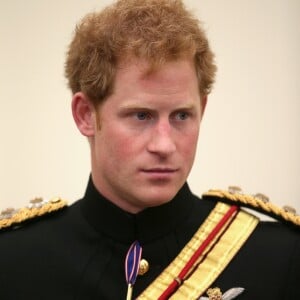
top-left (125, 241), bottom-right (142, 300)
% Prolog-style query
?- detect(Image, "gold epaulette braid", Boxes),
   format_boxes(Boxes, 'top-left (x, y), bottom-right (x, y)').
top-left (0, 197), bottom-right (68, 230)
top-left (202, 189), bottom-right (300, 227)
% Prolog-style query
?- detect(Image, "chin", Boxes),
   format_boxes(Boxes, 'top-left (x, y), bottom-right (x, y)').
top-left (140, 189), bottom-right (178, 208)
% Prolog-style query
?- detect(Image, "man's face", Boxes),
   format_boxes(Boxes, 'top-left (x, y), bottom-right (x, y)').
top-left (90, 58), bottom-right (205, 213)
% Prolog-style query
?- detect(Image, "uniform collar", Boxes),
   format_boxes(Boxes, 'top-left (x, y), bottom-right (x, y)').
top-left (80, 177), bottom-right (195, 244)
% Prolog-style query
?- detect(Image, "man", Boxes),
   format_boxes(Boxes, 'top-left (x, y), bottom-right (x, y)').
top-left (0, 0), bottom-right (299, 299)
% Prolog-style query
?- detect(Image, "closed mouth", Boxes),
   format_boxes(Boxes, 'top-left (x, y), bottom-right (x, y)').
top-left (142, 168), bottom-right (178, 173)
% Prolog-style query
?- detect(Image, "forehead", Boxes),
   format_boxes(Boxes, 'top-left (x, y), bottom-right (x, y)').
top-left (94, 57), bottom-right (203, 116)
top-left (114, 58), bottom-right (199, 95)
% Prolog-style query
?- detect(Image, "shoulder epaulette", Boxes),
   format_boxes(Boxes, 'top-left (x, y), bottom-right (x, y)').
top-left (0, 197), bottom-right (68, 231)
top-left (202, 186), bottom-right (300, 228)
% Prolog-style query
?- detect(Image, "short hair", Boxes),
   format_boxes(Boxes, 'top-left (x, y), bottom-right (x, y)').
top-left (65, 0), bottom-right (216, 105)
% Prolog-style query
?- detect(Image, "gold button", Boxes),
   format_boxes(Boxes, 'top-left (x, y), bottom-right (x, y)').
top-left (138, 259), bottom-right (149, 276)
top-left (207, 287), bottom-right (222, 300)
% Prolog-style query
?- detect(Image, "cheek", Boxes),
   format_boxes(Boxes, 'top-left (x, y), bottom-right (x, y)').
top-left (179, 130), bottom-right (199, 157)
top-left (108, 132), bottom-right (142, 161)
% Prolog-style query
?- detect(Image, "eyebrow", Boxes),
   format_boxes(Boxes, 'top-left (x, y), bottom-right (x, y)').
top-left (119, 103), bottom-right (198, 111)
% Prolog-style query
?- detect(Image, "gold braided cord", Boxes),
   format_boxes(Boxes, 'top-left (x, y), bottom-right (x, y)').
top-left (203, 190), bottom-right (300, 227)
top-left (172, 207), bottom-right (258, 299)
top-left (138, 203), bottom-right (258, 299)
top-left (0, 199), bottom-right (68, 230)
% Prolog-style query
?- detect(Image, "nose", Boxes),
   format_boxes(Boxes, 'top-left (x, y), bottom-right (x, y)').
top-left (147, 120), bottom-right (176, 157)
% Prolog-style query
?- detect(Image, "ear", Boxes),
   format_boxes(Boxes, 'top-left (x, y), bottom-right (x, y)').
top-left (71, 92), bottom-right (96, 137)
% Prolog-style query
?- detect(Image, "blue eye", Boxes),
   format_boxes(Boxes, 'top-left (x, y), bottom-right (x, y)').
top-left (136, 112), bottom-right (150, 120)
top-left (176, 112), bottom-right (188, 120)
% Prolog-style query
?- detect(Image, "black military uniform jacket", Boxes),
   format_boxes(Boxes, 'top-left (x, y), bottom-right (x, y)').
top-left (0, 178), bottom-right (299, 299)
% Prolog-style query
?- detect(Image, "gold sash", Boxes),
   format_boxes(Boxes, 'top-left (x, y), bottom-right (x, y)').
top-left (138, 202), bottom-right (259, 299)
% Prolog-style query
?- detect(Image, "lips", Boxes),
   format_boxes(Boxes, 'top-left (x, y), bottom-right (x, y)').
top-left (142, 167), bottom-right (178, 173)
top-left (141, 167), bottom-right (179, 180)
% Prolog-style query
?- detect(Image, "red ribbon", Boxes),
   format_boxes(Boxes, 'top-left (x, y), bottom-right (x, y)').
top-left (158, 205), bottom-right (239, 300)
